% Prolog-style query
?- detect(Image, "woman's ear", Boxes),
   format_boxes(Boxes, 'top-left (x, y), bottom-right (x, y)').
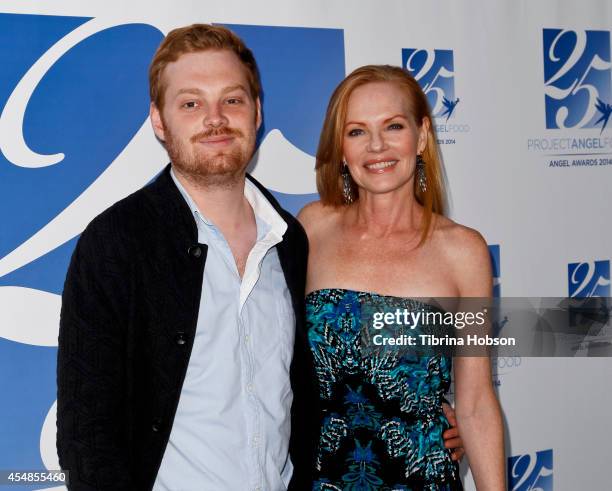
top-left (417, 116), bottom-right (430, 154)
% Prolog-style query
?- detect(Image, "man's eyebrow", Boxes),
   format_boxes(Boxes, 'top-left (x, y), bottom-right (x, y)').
top-left (175, 88), bottom-right (204, 97)
top-left (174, 85), bottom-right (248, 97)
top-left (222, 84), bottom-right (248, 94)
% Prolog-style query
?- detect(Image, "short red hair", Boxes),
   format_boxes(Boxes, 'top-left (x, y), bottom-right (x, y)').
top-left (149, 24), bottom-right (261, 111)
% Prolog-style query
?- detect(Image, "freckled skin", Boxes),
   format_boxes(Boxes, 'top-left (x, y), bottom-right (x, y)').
top-left (302, 203), bottom-right (465, 298)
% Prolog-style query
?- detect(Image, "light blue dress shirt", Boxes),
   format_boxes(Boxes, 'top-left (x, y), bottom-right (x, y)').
top-left (153, 170), bottom-right (295, 491)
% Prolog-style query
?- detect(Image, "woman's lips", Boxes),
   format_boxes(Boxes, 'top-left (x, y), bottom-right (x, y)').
top-left (363, 159), bottom-right (398, 172)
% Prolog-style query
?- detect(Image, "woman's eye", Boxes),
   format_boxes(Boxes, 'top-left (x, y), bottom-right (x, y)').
top-left (347, 128), bottom-right (363, 137)
top-left (388, 123), bottom-right (403, 130)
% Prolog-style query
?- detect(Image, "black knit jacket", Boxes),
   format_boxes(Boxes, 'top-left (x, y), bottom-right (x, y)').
top-left (57, 165), bottom-right (317, 490)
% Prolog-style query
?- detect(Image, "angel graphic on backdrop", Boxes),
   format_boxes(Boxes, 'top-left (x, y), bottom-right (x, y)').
top-left (595, 98), bottom-right (612, 134)
top-left (441, 96), bottom-right (460, 121)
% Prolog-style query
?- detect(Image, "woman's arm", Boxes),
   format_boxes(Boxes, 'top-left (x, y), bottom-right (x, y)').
top-left (454, 356), bottom-right (505, 489)
top-left (451, 227), bottom-right (505, 490)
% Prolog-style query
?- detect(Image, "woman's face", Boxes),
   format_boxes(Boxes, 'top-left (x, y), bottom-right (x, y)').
top-left (342, 81), bottom-right (428, 199)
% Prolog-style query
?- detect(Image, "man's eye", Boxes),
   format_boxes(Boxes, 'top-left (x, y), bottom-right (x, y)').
top-left (182, 101), bottom-right (198, 109)
top-left (226, 98), bottom-right (243, 104)
top-left (347, 128), bottom-right (363, 137)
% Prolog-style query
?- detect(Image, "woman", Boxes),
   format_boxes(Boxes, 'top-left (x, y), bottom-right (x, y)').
top-left (298, 65), bottom-right (504, 490)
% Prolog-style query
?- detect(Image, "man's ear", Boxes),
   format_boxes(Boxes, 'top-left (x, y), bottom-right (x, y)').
top-left (255, 97), bottom-right (262, 131)
top-left (150, 102), bottom-right (166, 142)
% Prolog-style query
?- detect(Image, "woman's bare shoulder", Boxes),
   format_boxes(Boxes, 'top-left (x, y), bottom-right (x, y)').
top-left (297, 200), bottom-right (342, 236)
top-left (432, 215), bottom-right (492, 295)
top-left (433, 215), bottom-right (488, 255)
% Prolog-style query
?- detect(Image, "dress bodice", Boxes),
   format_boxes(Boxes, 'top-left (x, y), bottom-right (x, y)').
top-left (306, 288), bottom-right (462, 491)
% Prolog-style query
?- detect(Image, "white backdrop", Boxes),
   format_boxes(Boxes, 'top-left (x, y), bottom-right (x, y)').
top-left (0, 1), bottom-right (611, 490)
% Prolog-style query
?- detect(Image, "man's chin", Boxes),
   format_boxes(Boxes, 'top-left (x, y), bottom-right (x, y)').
top-left (195, 170), bottom-right (245, 188)
top-left (172, 160), bottom-right (247, 188)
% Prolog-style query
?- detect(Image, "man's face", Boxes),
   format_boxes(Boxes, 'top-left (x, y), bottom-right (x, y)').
top-left (151, 49), bottom-right (261, 187)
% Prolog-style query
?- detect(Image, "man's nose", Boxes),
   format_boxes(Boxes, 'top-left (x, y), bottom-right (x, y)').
top-left (203, 103), bottom-right (229, 128)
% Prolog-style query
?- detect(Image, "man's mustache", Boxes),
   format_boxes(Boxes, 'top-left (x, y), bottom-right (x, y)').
top-left (190, 127), bottom-right (244, 143)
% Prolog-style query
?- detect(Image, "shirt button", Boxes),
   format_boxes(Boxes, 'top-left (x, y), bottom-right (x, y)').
top-left (187, 245), bottom-right (202, 258)
top-left (151, 418), bottom-right (163, 432)
top-left (175, 332), bottom-right (187, 346)
top-left (244, 335), bottom-right (250, 343)
top-left (252, 436), bottom-right (259, 446)
top-left (246, 383), bottom-right (254, 392)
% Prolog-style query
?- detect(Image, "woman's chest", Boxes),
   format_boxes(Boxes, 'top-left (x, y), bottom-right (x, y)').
top-left (309, 230), bottom-right (460, 296)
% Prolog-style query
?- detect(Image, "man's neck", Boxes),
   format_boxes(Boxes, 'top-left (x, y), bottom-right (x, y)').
top-left (172, 167), bottom-right (252, 230)
top-left (172, 166), bottom-right (258, 279)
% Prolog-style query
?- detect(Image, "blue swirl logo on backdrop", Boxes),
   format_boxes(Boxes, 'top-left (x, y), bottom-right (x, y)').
top-left (402, 48), bottom-right (457, 119)
top-left (543, 29), bottom-right (612, 131)
top-left (0, 14), bottom-right (163, 485)
top-left (0, 15), bottom-right (163, 293)
top-left (508, 448), bottom-right (553, 491)
top-left (568, 259), bottom-right (611, 297)
top-left (0, 15), bottom-right (344, 487)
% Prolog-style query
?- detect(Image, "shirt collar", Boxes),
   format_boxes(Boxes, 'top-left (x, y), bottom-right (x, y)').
top-left (170, 167), bottom-right (287, 240)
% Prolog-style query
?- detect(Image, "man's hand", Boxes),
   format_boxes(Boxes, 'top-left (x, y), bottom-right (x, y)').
top-left (442, 402), bottom-right (465, 461)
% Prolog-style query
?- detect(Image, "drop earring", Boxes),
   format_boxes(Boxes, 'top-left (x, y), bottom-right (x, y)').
top-left (342, 161), bottom-right (354, 204)
top-left (416, 154), bottom-right (427, 193)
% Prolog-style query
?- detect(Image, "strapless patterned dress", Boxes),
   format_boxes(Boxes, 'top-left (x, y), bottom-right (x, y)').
top-left (306, 288), bottom-right (462, 491)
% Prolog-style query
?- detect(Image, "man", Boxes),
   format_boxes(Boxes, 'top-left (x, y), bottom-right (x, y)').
top-left (57, 24), bottom-right (462, 490)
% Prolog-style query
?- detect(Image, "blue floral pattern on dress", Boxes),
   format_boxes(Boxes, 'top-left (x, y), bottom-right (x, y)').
top-left (307, 289), bottom-right (462, 491)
